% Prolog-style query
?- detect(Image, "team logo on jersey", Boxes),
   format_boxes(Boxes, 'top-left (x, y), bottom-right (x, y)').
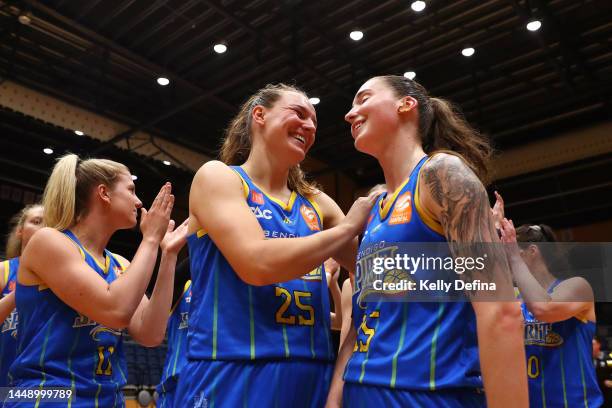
top-left (179, 312), bottom-right (189, 330)
top-left (300, 205), bottom-right (320, 231)
top-left (2, 310), bottom-right (18, 333)
top-left (8, 281), bottom-right (16, 291)
top-left (90, 325), bottom-right (123, 340)
top-left (73, 313), bottom-right (97, 328)
top-left (524, 322), bottom-right (564, 347)
top-left (282, 215), bottom-right (296, 225)
top-left (251, 191), bottom-right (265, 205)
top-left (114, 266), bottom-right (125, 276)
top-left (251, 206), bottom-right (272, 219)
top-left (389, 192), bottom-right (412, 225)
top-left (302, 265), bottom-right (323, 281)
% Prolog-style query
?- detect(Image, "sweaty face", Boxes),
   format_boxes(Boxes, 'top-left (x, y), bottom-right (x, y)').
top-left (108, 171), bottom-right (143, 228)
top-left (345, 77), bottom-right (403, 155)
top-left (258, 91), bottom-right (317, 164)
top-left (19, 205), bottom-right (44, 249)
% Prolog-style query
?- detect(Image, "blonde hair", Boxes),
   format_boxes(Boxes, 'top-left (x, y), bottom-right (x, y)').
top-left (219, 83), bottom-right (319, 197)
top-left (5, 203), bottom-right (43, 258)
top-left (43, 154), bottom-right (129, 230)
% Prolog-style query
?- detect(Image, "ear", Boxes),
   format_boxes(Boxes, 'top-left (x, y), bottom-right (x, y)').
top-left (252, 105), bottom-right (266, 126)
top-left (397, 96), bottom-right (418, 113)
top-left (528, 244), bottom-right (539, 257)
top-left (97, 184), bottom-right (112, 205)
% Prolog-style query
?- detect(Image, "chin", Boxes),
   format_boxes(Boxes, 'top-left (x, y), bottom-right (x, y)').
top-left (354, 136), bottom-right (375, 157)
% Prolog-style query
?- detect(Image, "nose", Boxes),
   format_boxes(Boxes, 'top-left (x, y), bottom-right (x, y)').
top-left (345, 107), bottom-right (357, 124)
top-left (302, 119), bottom-right (316, 133)
top-left (135, 196), bottom-right (143, 209)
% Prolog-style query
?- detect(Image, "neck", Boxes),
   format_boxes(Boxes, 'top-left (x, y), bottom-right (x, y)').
top-left (378, 130), bottom-right (426, 194)
top-left (69, 213), bottom-right (115, 259)
top-left (242, 142), bottom-right (292, 197)
top-left (531, 260), bottom-right (557, 290)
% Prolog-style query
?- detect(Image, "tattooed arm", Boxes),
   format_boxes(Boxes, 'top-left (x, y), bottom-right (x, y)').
top-left (419, 153), bottom-right (528, 408)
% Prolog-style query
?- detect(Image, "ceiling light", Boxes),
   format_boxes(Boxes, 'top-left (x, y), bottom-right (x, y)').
top-left (526, 20), bottom-right (542, 32)
top-left (349, 31), bottom-right (364, 41)
top-left (18, 13), bottom-right (32, 25)
top-left (131, 175), bottom-right (138, 181)
top-left (213, 43), bottom-right (227, 54)
top-left (157, 77), bottom-right (170, 86)
top-left (461, 47), bottom-right (475, 57)
top-left (74, 130), bottom-right (84, 136)
top-left (43, 148), bottom-right (53, 155)
top-left (163, 160), bottom-right (171, 166)
top-left (404, 71), bottom-right (416, 80)
top-left (309, 97), bottom-right (320, 105)
top-left (411, 1), bottom-right (426, 12)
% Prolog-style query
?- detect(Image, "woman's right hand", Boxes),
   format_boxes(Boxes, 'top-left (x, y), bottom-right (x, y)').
top-left (140, 183), bottom-right (174, 243)
top-left (340, 192), bottom-right (380, 236)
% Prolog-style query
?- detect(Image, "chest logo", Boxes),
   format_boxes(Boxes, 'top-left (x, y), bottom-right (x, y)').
top-left (251, 191), bottom-right (265, 205)
top-left (389, 192), bottom-right (412, 225)
top-left (300, 205), bottom-right (320, 231)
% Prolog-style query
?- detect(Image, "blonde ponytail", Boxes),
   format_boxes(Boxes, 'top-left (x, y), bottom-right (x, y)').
top-left (43, 154), bottom-right (128, 230)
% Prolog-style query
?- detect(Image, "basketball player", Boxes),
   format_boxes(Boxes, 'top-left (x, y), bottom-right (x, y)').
top-left (0, 204), bottom-right (43, 386)
top-left (6, 154), bottom-right (186, 407)
top-left (499, 218), bottom-right (603, 407)
top-left (156, 279), bottom-right (192, 408)
top-left (327, 75), bottom-right (528, 407)
top-left (176, 83), bottom-right (377, 407)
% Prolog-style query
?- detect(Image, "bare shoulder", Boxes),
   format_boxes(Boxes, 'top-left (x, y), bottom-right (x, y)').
top-left (24, 228), bottom-right (80, 260)
top-left (555, 277), bottom-right (594, 298)
top-left (191, 160), bottom-right (243, 195)
top-left (312, 190), bottom-right (344, 228)
top-left (420, 153), bottom-right (484, 206)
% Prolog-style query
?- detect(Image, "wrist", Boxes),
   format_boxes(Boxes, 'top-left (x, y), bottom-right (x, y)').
top-left (161, 249), bottom-right (179, 259)
top-left (142, 235), bottom-right (161, 246)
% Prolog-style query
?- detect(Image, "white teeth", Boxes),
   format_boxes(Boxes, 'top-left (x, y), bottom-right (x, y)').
top-left (293, 134), bottom-right (305, 144)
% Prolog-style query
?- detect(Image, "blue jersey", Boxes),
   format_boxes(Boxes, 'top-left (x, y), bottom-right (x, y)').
top-left (157, 280), bottom-right (191, 395)
top-left (186, 166), bottom-right (334, 362)
top-left (522, 281), bottom-right (603, 407)
top-left (344, 155), bottom-right (482, 391)
top-left (0, 257), bottom-right (19, 386)
top-left (8, 230), bottom-right (128, 407)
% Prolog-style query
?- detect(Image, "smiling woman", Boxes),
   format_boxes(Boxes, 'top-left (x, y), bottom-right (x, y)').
top-left (6, 154), bottom-right (187, 408)
top-left (177, 83), bottom-right (378, 407)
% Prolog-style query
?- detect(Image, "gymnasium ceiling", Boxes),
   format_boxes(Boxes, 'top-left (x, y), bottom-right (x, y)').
top-left (1, 0), bottom-right (612, 233)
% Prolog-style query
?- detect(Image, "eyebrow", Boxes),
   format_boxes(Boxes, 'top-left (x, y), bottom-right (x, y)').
top-left (353, 89), bottom-right (370, 106)
top-left (290, 104), bottom-right (317, 127)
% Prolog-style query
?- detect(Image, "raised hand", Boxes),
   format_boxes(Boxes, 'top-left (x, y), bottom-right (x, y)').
top-left (491, 191), bottom-right (505, 230)
top-left (499, 218), bottom-right (521, 258)
top-left (140, 183), bottom-right (174, 243)
top-left (160, 218), bottom-right (189, 254)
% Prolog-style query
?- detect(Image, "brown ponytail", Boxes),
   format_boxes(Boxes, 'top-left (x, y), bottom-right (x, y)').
top-left (219, 83), bottom-right (319, 197)
top-left (380, 76), bottom-right (492, 184)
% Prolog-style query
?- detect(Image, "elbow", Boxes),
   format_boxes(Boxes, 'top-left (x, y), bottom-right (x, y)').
top-left (477, 302), bottom-right (523, 334)
top-left (234, 259), bottom-right (274, 286)
top-left (528, 303), bottom-right (554, 323)
top-left (139, 334), bottom-right (165, 348)
top-left (104, 313), bottom-right (132, 331)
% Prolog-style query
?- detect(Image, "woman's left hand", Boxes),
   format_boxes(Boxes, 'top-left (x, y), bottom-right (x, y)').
top-left (160, 218), bottom-right (189, 254)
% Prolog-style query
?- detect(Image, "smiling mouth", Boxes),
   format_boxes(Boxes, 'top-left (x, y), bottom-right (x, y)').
top-left (292, 134), bottom-right (306, 145)
top-left (353, 120), bottom-right (365, 134)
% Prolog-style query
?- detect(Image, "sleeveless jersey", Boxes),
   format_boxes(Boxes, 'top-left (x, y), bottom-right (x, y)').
top-left (344, 155), bottom-right (483, 391)
top-left (157, 280), bottom-right (191, 394)
top-left (0, 257), bottom-right (19, 386)
top-left (186, 166), bottom-right (334, 362)
top-left (8, 230), bottom-right (128, 407)
top-left (522, 280), bottom-right (603, 407)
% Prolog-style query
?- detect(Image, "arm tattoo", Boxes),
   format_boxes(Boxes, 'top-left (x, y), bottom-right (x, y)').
top-left (421, 154), bottom-right (511, 291)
